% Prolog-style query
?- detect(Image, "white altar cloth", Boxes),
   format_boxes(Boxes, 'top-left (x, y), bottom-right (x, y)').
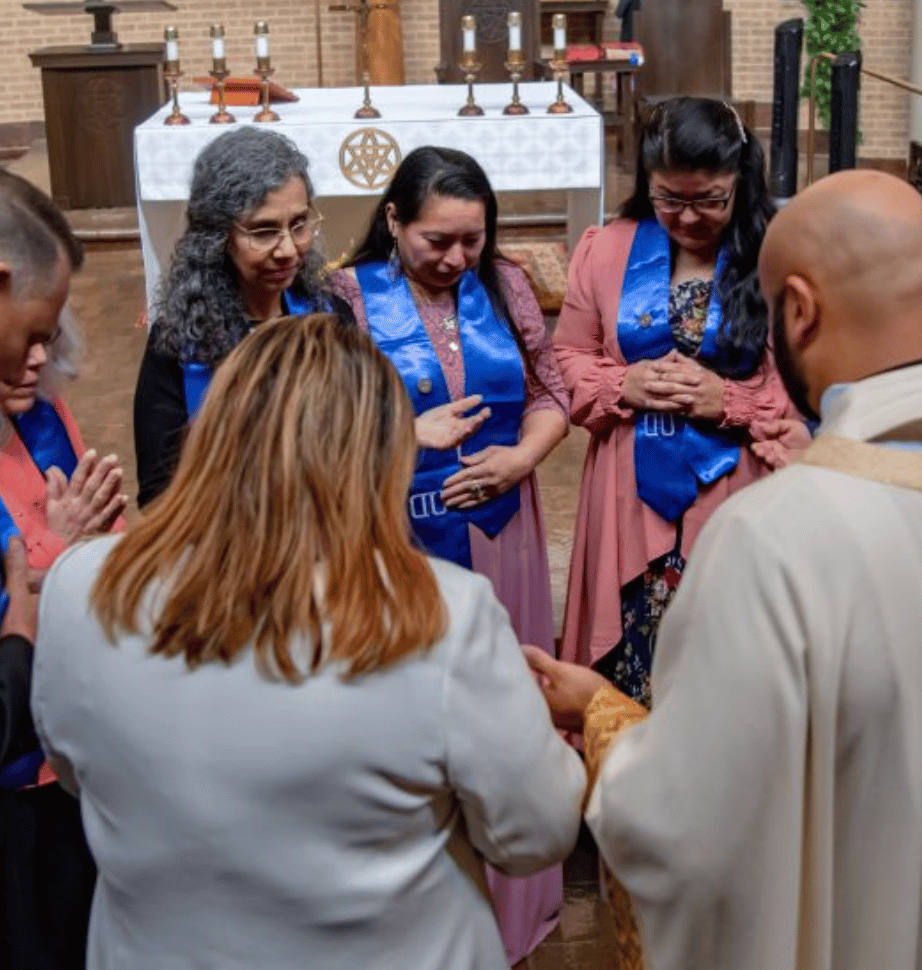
top-left (134, 82), bottom-right (603, 304)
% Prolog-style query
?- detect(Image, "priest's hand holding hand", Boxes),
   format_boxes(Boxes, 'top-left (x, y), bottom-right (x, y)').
top-left (750, 417), bottom-right (812, 470)
top-left (415, 394), bottom-right (491, 451)
top-left (523, 645), bottom-right (610, 733)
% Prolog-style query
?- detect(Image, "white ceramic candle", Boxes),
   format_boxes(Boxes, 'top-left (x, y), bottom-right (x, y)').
top-left (210, 26), bottom-right (225, 61)
top-left (462, 16), bottom-right (476, 53)
top-left (164, 27), bottom-right (179, 63)
top-left (552, 13), bottom-right (567, 54)
top-left (255, 22), bottom-right (270, 59)
top-left (508, 11), bottom-right (522, 53)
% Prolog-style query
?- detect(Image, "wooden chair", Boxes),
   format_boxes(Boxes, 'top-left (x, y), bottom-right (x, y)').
top-left (631, 0), bottom-right (755, 146)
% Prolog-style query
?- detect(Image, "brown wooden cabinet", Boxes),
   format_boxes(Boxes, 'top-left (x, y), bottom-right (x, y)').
top-left (435, 0), bottom-right (541, 83)
top-left (29, 44), bottom-right (166, 210)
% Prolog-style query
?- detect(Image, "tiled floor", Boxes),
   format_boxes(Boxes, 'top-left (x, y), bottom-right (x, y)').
top-left (4, 144), bottom-right (617, 969)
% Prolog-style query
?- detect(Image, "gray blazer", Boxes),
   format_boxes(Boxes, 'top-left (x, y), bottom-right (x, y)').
top-left (32, 536), bottom-right (585, 970)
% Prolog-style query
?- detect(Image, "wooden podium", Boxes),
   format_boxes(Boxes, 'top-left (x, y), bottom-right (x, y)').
top-left (29, 44), bottom-right (166, 209)
top-left (435, 0), bottom-right (541, 83)
top-left (24, 2), bottom-right (173, 209)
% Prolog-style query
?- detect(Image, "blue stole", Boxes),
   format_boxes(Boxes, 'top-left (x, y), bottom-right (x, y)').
top-left (356, 262), bottom-right (525, 568)
top-left (0, 401), bottom-right (78, 788)
top-left (181, 289), bottom-right (333, 419)
top-left (618, 220), bottom-right (758, 522)
top-left (0, 400), bottom-right (78, 621)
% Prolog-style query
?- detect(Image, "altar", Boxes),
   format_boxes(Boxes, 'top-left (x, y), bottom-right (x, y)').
top-left (134, 81), bottom-right (603, 304)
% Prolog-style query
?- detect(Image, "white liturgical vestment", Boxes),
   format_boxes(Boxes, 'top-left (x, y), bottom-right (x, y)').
top-left (586, 363), bottom-right (922, 970)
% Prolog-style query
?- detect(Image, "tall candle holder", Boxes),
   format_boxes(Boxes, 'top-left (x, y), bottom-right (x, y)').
top-left (547, 13), bottom-right (573, 114)
top-left (504, 11), bottom-right (528, 115)
top-left (253, 21), bottom-right (280, 123)
top-left (503, 52), bottom-right (528, 115)
top-left (457, 15), bottom-right (483, 117)
top-left (209, 25), bottom-right (235, 124)
top-left (162, 27), bottom-right (190, 127)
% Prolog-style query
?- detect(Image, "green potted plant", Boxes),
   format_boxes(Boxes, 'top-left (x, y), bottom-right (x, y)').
top-left (801, 0), bottom-right (864, 129)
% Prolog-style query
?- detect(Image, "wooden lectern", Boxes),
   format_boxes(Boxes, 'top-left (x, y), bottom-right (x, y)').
top-left (25, 1), bottom-right (173, 210)
top-left (435, 0), bottom-right (541, 84)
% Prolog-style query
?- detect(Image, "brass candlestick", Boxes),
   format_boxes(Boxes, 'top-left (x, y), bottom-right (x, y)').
top-left (253, 62), bottom-right (280, 122)
top-left (163, 64), bottom-right (190, 126)
top-left (253, 22), bottom-right (280, 123)
top-left (503, 54), bottom-right (528, 115)
top-left (355, 71), bottom-right (380, 119)
top-left (547, 54), bottom-right (573, 114)
top-left (458, 54), bottom-right (483, 116)
top-left (209, 67), bottom-right (235, 124)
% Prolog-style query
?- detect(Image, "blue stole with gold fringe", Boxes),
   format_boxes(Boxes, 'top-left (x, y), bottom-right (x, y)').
top-left (357, 261), bottom-right (525, 568)
top-left (618, 220), bottom-right (757, 522)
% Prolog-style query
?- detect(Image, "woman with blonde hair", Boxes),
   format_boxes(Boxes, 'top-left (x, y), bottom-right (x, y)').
top-left (32, 313), bottom-right (584, 970)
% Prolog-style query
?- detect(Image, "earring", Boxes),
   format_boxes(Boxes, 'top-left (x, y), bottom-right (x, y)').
top-left (388, 239), bottom-right (401, 282)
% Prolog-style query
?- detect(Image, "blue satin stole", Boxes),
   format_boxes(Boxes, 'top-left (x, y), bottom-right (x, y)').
top-left (181, 289), bottom-right (333, 419)
top-left (0, 402), bottom-right (78, 629)
top-left (357, 261), bottom-right (525, 568)
top-left (618, 220), bottom-right (757, 522)
top-left (0, 402), bottom-right (77, 787)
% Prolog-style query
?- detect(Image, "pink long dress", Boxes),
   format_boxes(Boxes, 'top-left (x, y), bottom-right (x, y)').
top-left (331, 262), bottom-right (567, 966)
top-left (554, 220), bottom-right (795, 669)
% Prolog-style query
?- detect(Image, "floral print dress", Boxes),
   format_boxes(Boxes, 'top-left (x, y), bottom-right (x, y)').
top-left (593, 278), bottom-right (713, 707)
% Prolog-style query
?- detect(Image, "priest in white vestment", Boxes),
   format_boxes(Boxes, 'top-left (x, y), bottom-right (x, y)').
top-left (528, 169), bottom-right (922, 970)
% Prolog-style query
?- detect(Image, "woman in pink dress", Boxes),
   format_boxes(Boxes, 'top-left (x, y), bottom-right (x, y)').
top-left (555, 97), bottom-right (801, 706)
top-left (330, 145), bottom-right (568, 966)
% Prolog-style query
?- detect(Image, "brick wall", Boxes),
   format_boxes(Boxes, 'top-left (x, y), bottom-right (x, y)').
top-left (1, 0), bottom-right (913, 160)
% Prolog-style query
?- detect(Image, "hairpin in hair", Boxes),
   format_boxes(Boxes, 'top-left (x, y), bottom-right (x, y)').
top-left (722, 101), bottom-right (748, 144)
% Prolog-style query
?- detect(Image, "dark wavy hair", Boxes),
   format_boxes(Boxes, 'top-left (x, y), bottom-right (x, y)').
top-left (345, 146), bottom-right (542, 386)
top-left (153, 128), bottom-right (328, 366)
top-left (621, 97), bottom-right (776, 377)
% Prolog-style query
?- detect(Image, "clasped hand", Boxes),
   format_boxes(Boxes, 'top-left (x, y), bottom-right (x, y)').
top-left (441, 444), bottom-right (532, 510)
top-left (46, 449), bottom-right (127, 547)
top-left (622, 349), bottom-right (725, 422)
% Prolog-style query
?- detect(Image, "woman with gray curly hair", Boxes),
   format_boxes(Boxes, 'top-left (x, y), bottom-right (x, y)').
top-left (133, 127), bottom-right (348, 507)
top-left (135, 127), bottom-right (492, 508)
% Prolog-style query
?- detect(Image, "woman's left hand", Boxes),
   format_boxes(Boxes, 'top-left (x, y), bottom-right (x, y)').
top-left (441, 444), bottom-right (533, 509)
top-left (645, 351), bottom-right (725, 422)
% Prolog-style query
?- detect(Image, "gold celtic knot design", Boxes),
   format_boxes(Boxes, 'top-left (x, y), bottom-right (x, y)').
top-left (339, 128), bottom-right (402, 190)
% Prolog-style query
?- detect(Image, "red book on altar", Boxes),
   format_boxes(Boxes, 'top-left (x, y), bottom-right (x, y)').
top-left (192, 77), bottom-right (300, 106)
top-left (565, 42), bottom-right (644, 64)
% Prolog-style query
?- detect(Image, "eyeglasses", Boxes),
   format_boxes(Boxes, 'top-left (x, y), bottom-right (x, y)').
top-left (649, 192), bottom-right (735, 217)
top-left (233, 207), bottom-right (324, 253)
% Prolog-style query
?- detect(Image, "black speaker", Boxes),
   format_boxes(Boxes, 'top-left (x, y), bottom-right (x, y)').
top-left (769, 19), bottom-right (803, 201)
top-left (829, 51), bottom-right (861, 173)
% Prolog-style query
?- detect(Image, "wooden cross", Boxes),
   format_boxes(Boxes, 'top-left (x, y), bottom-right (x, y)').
top-left (328, 0), bottom-right (397, 87)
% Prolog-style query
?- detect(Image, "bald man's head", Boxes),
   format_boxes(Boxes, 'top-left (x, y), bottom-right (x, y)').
top-left (759, 170), bottom-right (922, 417)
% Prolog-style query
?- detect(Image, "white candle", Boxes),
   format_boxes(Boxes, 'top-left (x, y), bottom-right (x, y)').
top-left (164, 27), bottom-right (179, 64)
top-left (552, 13), bottom-right (567, 54)
top-left (210, 25), bottom-right (225, 61)
top-left (255, 22), bottom-right (270, 59)
top-left (508, 11), bottom-right (522, 53)
top-left (462, 16), bottom-right (476, 54)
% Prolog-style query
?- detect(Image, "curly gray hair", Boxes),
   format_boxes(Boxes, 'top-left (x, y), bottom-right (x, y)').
top-left (153, 127), bottom-right (327, 366)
